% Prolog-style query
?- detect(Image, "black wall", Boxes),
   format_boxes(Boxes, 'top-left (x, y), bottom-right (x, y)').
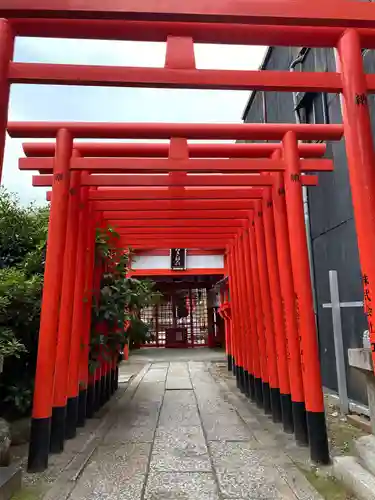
top-left (244, 47), bottom-right (370, 405)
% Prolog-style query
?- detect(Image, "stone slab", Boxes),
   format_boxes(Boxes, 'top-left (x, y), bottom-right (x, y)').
top-left (251, 428), bottom-right (280, 447)
top-left (209, 441), bottom-right (287, 469)
top-left (144, 472), bottom-right (220, 499)
top-left (163, 389), bottom-right (196, 405)
top-left (204, 422), bottom-right (252, 441)
top-left (214, 468), bottom-right (295, 499)
top-left (168, 362), bottom-right (190, 371)
top-left (348, 348), bottom-right (373, 372)
top-left (142, 370), bottom-right (168, 383)
top-left (165, 377), bottom-right (192, 390)
top-left (110, 411), bottom-right (159, 428)
top-left (88, 442), bottom-right (150, 476)
top-left (201, 413), bottom-right (247, 430)
top-left (0, 464), bottom-right (22, 500)
top-left (347, 414), bottom-right (372, 434)
top-left (133, 386), bottom-right (165, 401)
top-left (151, 426), bottom-right (211, 472)
top-left (158, 406), bottom-right (201, 427)
top-left (355, 435), bottom-right (375, 476)
top-left (69, 443), bottom-right (150, 500)
top-left (197, 401), bottom-right (236, 415)
top-left (69, 471), bottom-right (145, 500)
top-left (333, 456), bottom-right (375, 500)
top-left (103, 425), bottom-right (156, 444)
top-left (118, 374), bottom-right (135, 384)
top-left (275, 463), bottom-right (324, 500)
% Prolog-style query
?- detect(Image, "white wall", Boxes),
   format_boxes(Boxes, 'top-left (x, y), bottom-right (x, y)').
top-left (132, 255), bottom-right (169, 270)
top-left (186, 254), bottom-right (224, 269)
top-left (132, 254), bottom-right (224, 270)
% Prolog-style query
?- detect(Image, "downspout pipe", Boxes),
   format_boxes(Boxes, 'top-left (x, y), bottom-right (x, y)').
top-left (289, 49), bottom-right (318, 317)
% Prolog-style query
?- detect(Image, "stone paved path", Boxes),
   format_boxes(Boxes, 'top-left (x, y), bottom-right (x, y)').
top-left (66, 361), bottom-right (322, 499)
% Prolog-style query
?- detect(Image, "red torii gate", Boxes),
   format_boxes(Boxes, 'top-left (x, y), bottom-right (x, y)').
top-left (1, 0), bottom-right (375, 475)
top-left (17, 128), bottom-right (341, 473)
top-left (22, 142), bottom-right (326, 158)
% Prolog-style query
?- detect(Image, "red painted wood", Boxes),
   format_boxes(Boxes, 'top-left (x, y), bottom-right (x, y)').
top-left (8, 19), bottom-right (375, 50)
top-left (338, 29), bottom-right (375, 372)
top-left (22, 156), bottom-right (332, 174)
top-left (2, 0), bottom-right (374, 29)
top-left (48, 188), bottom-right (265, 201)
top-left (129, 243), bottom-right (225, 249)
top-left (8, 121), bottom-right (343, 141)
top-left (108, 219), bottom-right (245, 227)
top-left (93, 200), bottom-right (256, 211)
top-left (22, 141), bottom-right (326, 158)
top-left (272, 171), bottom-right (305, 406)
top-left (128, 268), bottom-right (224, 276)
top-left (102, 210), bottom-right (250, 219)
top-left (10, 61), bottom-right (375, 95)
top-left (35, 172), bottom-right (318, 188)
top-left (81, 173), bottom-right (275, 187)
top-left (9, 62), bottom-right (346, 92)
top-left (283, 131), bottom-right (325, 414)
top-left (53, 170), bottom-right (81, 410)
top-left (134, 249), bottom-right (224, 256)
top-left (32, 129), bottom-right (72, 420)
top-left (0, 20), bottom-right (13, 181)
top-left (118, 228), bottom-right (238, 235)
top-left (122, 233), bottom-right (235, 240)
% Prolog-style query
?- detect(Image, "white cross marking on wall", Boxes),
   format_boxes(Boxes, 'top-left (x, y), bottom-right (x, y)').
top-left (321, 270), bottom-right (364, 415)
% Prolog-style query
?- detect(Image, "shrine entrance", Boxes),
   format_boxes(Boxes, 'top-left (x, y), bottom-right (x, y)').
top-left (140, 276), bottom-right (224, 348)
top-left (5, 0), bottom-right (375, 473)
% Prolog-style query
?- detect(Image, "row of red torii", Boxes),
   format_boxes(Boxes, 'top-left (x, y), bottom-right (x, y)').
top-left (14, 124), bottom-right (338, 472)
top-left (2, 0), bottom-right (375, 473)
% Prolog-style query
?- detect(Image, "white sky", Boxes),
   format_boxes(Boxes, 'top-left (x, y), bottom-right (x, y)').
top-left (2, 38), bottom-right (266, 205)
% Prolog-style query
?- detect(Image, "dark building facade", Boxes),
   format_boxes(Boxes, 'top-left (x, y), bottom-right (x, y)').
top-left (243, 46), bottom-right (375, 405)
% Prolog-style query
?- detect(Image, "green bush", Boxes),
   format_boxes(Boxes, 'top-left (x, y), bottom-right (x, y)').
top-left (89, 229), bottom-right (161, 369)
top-left (0, 189), bottom-right (48, 271)
top-left (0, 190), bottom-right (162, 416)
top-left (0, 189), bottom-right (47, 418)
top-left (127, 316), bottom-right (154, 349)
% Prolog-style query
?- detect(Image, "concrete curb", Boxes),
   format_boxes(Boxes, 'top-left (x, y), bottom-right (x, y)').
top-left (333, 456), bottom-right (375, 500)
top-left (0, 464), bottom-right (22, 500)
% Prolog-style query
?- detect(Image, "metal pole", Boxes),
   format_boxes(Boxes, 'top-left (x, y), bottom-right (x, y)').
top-left (328, 270), bottom-right (349, 415)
